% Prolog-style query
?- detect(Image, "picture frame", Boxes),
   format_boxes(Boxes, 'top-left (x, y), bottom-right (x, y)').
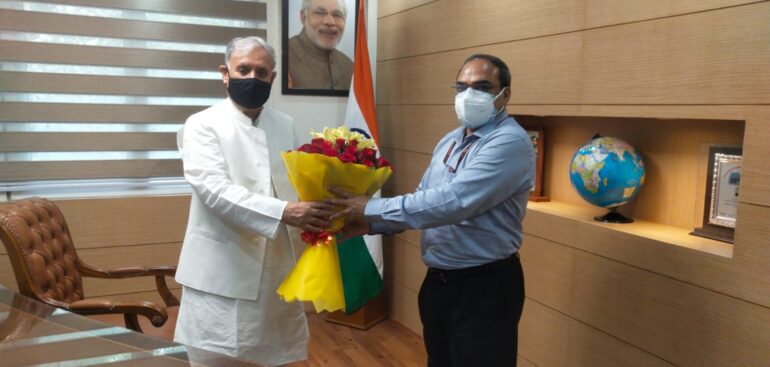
top-left (522, 124), bottom-right (549, 202)
top-left (690, 146), bottom-right (742, 244)
top-left (281, 0), bottom-right (359, 96)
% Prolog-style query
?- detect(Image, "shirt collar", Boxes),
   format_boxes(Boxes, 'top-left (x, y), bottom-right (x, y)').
top-left (450, 109), bottom-right (509, 143)
top-left (474, 109), bottom-right (508, 137)
top-left (225, 98), bottom-right (260, 127)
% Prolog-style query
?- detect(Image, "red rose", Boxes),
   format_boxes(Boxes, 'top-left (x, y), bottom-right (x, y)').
top-left (335, 139), bottom-right (347, 151)
top-left (360, 148), bottom-right (375, 160)
top-left (311, 137), bottom-right (326, 146)
top-left (322, 148), bottom-right (339, 157)
top-left (339, 152), bottom-right (356, 163)
top-left (377, 157), bottom-right (391, 169)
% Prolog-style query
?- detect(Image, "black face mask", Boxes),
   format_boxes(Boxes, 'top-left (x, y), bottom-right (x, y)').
top-left (226, 73), bottom-right (272, 109)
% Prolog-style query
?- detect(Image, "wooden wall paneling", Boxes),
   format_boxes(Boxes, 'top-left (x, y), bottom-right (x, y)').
top-left (0, 195), bottom-right (189, 255)
top-left (527, 201), bottom-right (770, 307)
top-left (54, 196), bottom-right (190, 250)
top-left (78, 242), bottom-right (182, 297)
top-left (732, 203), bottom-right (770, 276)
top-left (517, 356), bottom-right (537, 367)
top-left (740, 115), bottom-right (770, 207)
top-left (0, 245), bottom-right (181, 299)
top-left (379, 3), bottom-right (770, 107)
top-left (377, 54), bottom-right (461, 105)
top-left (519, 235), bottom-right (575, 312)
top-left (378, 0), bottom-right (436, 18)
top-left (518, 298), bottom-right (570, 366)
top-left (377, 0), bottom-right (587, 61)
top-left (387, 235), bottom-right (426, 294)
top-left (377, 105), bottom-right (456, 154)
top-left (522, 206), bottom-right (581, 247)
top-left (580, 2), bottom-right (770, 105)
top-left (509, 104), bottom-right (758, 121)
top-left (519, 298), bottom-right (674, 367)
top-left (583, 0), bottom-right (760, 27)
top-left (384, 275), bottom-right (422, 336)
top-left (377, 33), bottom-right (584, 105)
top-left (524, 236), bottom-right (770, 365)
top-left (380, 148), bottom-right (430, 194)
top-left (378, 0), bottom-right (756, 61)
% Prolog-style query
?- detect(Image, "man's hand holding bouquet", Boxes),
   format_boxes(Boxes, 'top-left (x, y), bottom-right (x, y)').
top-left (277, 127), bottom-right (392, 313)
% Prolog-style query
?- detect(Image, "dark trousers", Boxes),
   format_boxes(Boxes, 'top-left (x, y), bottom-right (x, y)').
top-left (418, 254), bottom-right (525, 367)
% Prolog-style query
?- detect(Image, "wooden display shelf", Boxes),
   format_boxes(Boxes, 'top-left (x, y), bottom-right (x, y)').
top-left (527, 201), bottom-right (733, 258)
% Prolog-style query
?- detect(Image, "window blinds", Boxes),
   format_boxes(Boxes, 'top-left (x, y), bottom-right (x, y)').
top-left (0, 0), bottom-right (267, 196)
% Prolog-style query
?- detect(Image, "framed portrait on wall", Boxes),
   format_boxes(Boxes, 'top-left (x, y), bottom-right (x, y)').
top-left (690, 146), bottom-right (742, 244)
top-left (282, 0), bottom-right (360, 96)
top-left (523, 125), bottom-right (549, 202)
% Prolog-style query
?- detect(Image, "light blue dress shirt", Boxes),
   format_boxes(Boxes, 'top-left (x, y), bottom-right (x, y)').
top-left (365, 111), bottom-right (535, 269)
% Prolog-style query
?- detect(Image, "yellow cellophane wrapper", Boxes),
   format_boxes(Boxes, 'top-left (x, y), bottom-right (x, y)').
top-left (276, 151), bottom-right (392, 312)
top-left (276, 237), bottom-right (345, 312)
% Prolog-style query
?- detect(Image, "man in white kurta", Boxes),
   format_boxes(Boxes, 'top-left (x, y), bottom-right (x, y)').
top-left (174, 36), bottom-right (333, 366)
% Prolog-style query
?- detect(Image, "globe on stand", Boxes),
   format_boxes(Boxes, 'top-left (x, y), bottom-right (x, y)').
top-left (569, 136), bottom-right (646, 223)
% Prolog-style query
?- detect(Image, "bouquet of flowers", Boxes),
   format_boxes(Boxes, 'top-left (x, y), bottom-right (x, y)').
top-left (277, 127), bottom-right (392, 313)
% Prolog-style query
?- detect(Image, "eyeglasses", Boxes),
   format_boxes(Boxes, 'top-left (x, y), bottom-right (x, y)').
top-left (442, 140), bottom-right (478, 173)
top-left (452, 82), bottom-right (500, 94)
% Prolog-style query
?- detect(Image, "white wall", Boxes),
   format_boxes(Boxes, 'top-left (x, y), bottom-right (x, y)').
top-left (262, 0), bottom-right (378, 141)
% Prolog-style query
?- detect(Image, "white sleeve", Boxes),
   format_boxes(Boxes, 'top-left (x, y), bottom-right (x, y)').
top-left (179, 117), bottom-right (287, 239)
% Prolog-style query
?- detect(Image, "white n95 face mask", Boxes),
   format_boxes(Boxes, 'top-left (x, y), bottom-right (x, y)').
top-left (454, 87), bottom-right (507, 129)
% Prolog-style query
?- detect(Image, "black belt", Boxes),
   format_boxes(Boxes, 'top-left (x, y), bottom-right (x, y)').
top-left (427, 253), bottom-right (519, 284)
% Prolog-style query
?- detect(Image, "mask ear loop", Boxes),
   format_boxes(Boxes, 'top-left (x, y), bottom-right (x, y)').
top-left (493, 86), bottom-right (508, 114)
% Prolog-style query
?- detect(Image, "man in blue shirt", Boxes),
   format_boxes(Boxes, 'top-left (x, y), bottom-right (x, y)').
top-left (329, 54), bottom-right (535, 366)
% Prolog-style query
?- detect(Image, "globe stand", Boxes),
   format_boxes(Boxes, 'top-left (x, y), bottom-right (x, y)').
top-left (594, 207), bottom-right (634, 223)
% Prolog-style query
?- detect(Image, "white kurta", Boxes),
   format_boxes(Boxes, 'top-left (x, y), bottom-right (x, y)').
top-left (173, 99), bottom-right (308, 366)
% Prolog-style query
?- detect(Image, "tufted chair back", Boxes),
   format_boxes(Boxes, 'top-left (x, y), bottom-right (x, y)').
top-left (0, 197), bottom-right (85, 303)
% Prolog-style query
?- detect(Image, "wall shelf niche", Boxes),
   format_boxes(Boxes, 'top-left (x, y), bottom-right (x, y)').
top-left (514, 115), bottom-right (745, 259)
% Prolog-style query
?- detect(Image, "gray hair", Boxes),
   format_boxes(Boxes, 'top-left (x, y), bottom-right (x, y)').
top-left (301, 0), bottom-right (347, 17)
top-left (224, 36), bottom-right (276, 69)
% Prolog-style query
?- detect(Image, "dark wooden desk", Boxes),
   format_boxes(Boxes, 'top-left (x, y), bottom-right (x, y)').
top-left (0, 284), bottom-right (263, 366)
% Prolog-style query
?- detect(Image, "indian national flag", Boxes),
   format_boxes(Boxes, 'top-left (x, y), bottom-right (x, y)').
top-left (338, 0), bottom-right (383, 313)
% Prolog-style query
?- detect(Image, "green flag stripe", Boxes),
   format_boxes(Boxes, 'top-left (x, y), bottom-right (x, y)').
top-left (336, 236), bottom-right (383, 314)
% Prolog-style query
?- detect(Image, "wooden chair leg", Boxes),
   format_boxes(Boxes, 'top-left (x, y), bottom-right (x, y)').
top-left (123, 313), bottom-right (143, 333)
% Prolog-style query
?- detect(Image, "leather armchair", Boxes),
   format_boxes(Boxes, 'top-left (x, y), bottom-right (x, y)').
top-left (0, 197), bottom-right (179, 339)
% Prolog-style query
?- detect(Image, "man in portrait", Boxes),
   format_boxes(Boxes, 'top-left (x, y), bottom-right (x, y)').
top-left (288, 0), bottom-right (354, 90)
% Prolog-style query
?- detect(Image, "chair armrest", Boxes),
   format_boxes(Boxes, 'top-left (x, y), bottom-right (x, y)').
top-left (77, 264), bottom-right (176, 279)
top-left (41, 297), bottom-right (169, 332)
top-left (77, 264), bottom-right (180, 307)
